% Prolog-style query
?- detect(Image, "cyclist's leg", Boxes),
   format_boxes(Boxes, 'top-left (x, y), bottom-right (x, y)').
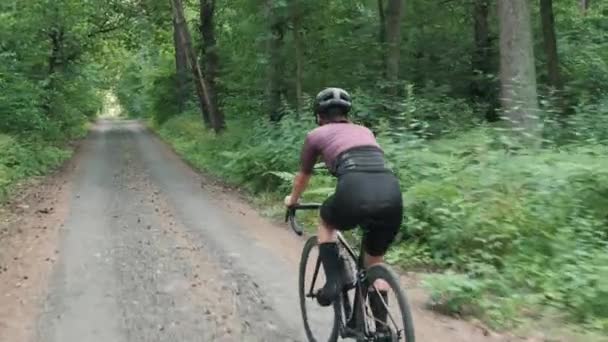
top-left (317, 217), bottom-right (338, 243)
top-left (361, 171), bottom-right (403, 282)
top-left (361, 224), bottom-right (399, 332)
top-left (363, 216), bottom-right (402, 286)
top-left (316, 193), bottom-right (357, 306)
top-left (360, 174), bottom-right (403, 329)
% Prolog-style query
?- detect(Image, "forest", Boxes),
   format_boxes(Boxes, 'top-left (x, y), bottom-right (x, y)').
top-left (1, 0), bottom-right (607, 336)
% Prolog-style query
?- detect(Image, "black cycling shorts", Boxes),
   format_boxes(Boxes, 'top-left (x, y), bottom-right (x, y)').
top-left (320, 171), bottom-right (403, 257)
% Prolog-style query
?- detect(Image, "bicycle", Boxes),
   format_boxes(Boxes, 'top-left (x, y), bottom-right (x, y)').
top-left (286, 204), bottom-right (415, 342)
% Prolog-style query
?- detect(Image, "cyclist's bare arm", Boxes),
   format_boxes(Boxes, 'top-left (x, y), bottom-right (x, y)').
top-left (285, 172), bottom-right (311, 207)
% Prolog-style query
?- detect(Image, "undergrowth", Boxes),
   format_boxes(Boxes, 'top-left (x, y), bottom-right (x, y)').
top-left (0, 134), bottom-right (72, 201)
top-left (154, 106), bottom-right (608, 335)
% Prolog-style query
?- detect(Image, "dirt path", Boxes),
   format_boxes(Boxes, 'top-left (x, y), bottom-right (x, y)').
top-left (0, 119), bottom-right (531, 341)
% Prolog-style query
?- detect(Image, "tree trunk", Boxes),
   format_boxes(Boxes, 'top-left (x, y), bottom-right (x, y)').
top-left (173, 16), bottom-right (189, 113)
top-left (378, 0), bottom-right (387, 77)
top-left (471, 0), bottom-right (498, 121)
top-left (581, 0), bottom-right (591, 15)
top-left (171, 0), bottom-right (217, 130)
top-left (498, 0), bottom-right (541, 143)
top-left (44, 27), bottom-right (65, 116)
top-left (265, 1), bottom-right (286, 121)
top-left (48, 29), bottom-right (63, 77)
top-left (540, 0), bottom-right (562, 91)
top-left (291, 0), bottom-right (303, 116)
top-left (385, 0), bottom-right (404, 96)
top-left (200, 0), bottom-right (225, 131)
top-left (471, 0), bottom-right (490, 95)
top-left (378, 0), bottom-right (386, 44)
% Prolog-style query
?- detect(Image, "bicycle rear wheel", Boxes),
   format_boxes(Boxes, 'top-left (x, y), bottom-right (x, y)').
top-left (298, 236), bottom-right (340, 342)
top-left (365, 264), bottom-right (415, 342)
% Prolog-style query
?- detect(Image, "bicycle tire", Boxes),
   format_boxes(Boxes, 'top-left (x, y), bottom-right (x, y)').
top-left (299, 236), bottom-right (340, 342)
top-left (366, 264), bottom-right (416, 342)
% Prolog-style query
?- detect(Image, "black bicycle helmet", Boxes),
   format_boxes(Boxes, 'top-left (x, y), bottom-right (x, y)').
top-left (314, 87), bottom-right (352, 115)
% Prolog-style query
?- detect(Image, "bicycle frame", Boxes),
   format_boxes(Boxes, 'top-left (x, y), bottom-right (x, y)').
top-left (287, 205), bottom-right (376, 340)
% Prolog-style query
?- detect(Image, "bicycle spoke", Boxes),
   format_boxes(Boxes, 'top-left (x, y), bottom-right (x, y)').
top-left (308, 257), bottom-right (321, 296)
top-left (365, 264), bottom-right (415, 341)
top-left (372, 286), bottom-right (400, 330)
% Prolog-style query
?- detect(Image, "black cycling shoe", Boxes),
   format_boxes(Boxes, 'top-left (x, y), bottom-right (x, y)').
top-left (316, 263), bottom-right (355, 306)
top-left (315, 283), bottom-right (340, 307)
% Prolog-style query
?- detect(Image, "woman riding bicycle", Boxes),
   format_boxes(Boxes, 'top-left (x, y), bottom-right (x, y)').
top-left (285, 88), bottom-right (404, 315)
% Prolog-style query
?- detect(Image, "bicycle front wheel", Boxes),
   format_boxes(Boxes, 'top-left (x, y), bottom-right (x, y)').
top-left (298, 236), bottom-right (340, 342)
top-left (366, 264), bottom-right (416, 342)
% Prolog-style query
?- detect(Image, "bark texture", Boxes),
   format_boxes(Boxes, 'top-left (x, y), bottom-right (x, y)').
top-left (498, 0), bottom-right (541, 142)
top-left (200, 0), bottom-right (225, 131)
top-left (385, 0), bottom-right (404, 95)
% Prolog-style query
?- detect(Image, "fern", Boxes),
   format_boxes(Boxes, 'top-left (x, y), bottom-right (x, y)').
top-left (264, 171), bottom-right (295, 184)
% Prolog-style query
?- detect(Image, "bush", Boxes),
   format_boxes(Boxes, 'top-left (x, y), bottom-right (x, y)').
top-left (155, 108), bottom-right (608, 333)
top-left (0, 69), bottom-right (47, 135)
top-left (158, 112), bottom-right (322, 193)
top-left (406, 139), bottom-right (608, 330)
top-left (0, 134), bottom-right (72, 199)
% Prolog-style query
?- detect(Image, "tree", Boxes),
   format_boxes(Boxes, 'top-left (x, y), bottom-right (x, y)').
top-left (471, 0), bottom-right (491, 80)
top-left (378, 0), bottom-right (387, 75)
top-left (540, 0), bottom-right (562, 91)
top-left (173, 16), bottom-right (189, 113)
top-left (471, 0), bottom-right (497, 120)
top-left (290, 0), bottom-right (304, 116)
top-left (497, 0), bottom-right (540, 143)
top-left (38, 0), bottom-right (136, 117)
top-left (200, 0), bottom-right (225, 130)
top-left (172, 0), bottom-right (224, 132)
top-left (384, 0), bottom-right (404, 96)
top-left (265, 1), bottom-right (286, 121)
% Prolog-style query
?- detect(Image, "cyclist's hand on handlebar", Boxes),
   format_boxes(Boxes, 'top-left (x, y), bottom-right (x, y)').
top-left (284, 195), bottom-right (299, 208)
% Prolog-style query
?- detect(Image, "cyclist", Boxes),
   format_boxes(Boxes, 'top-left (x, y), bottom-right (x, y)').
top-left (285, 88), bottom-right (403, 320)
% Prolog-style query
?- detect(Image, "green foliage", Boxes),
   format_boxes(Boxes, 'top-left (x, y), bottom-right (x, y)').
top-left (409, 141), bottom-right (608, 328)
top-left (556, 3), bottom-right (608, 101)
top-left (565, 99), bottom-right (608, 144)
top-left (0, 135), bottom-right (71, 199)
top-left (157, 112), bottom-right (316, 193)
top-left (424, 272), bottom-right (485, 317)
top-left (116, 50), bottom-right (184, 124)
top-left (0, 0), bottom-right (135, 198)
top-left (0, 0), bottom-right (129, 140)
top-left (155, 102), bottom-right (608, 333)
